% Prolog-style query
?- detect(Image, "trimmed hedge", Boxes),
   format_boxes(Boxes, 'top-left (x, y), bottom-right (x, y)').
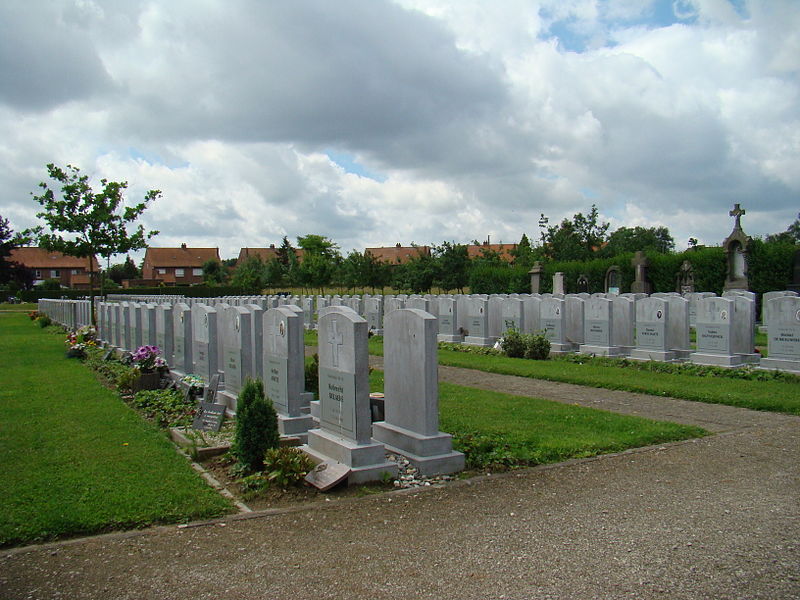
top-left (19, 285), bottom-right (249, 302)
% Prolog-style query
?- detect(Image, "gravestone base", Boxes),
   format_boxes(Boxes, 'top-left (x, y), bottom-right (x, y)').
top-left (309, 400), bottom-right (320, 419)
top-left (629, 349), bottom-right (676, 362)
top-left (578, 344), bottom-right (622, 357)
top-left (372, 422), bottom-right (465, 476)
top-left (689, 352), bottom-right (743, 368)
top-left (759, 357), bottom-right (800, 374)
top-left (737, 353), bottom-right (760, 365)
top-left (303, 429), bottom-right (398, 485)
top-left (617, 346), bottom-right (634, 357)
top-left (548, 342), bottom-right (576, 356)
top-left (278, 414), bottom-right (314, 444)
top-left (464, 335), bottom-right (496, 347)
top-left (671, 349), bottom-right (693, 361)
top-left (216, 390), bottom-right (237, 413)
top-left (437, 333), bottom-right (464, 343)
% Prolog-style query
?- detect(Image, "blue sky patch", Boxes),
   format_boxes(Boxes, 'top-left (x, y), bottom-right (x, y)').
top-left (325, 150), bottom-right (387, 182)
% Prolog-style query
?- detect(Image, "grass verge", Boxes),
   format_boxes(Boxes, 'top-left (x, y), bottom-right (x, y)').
top-left (368, 371), bottom-right (707, 470)
top-left (0, 313), bottom-right (232, 548)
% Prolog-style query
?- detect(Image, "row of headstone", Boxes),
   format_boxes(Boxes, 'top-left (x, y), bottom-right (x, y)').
top-left (38, 299), bottom-right (92, 330)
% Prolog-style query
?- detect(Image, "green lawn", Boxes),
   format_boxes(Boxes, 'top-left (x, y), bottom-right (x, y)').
top-left (0, 313), bottom-right (232, 547)
top-left (368, 371), bottom-right (706, 468)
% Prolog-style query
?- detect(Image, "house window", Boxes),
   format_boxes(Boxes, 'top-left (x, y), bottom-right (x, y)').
top-left (192, 268), bottom-right (203, 276)
top-left (35, 270), bottom-right (42, 278)
top-left (50, 270), bottom-right (60, 278)
top-left (158, 268), bottom-right (166, 275)
top-left (175, 268), bottom-right (185, 277)
top-left (71, 269), bottom-right (79, 275)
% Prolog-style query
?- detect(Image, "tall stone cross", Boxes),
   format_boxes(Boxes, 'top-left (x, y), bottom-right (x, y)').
top-left (327, 319), bottom-right (343, 368)
top-left (730, 203), bottom-right (745, 230)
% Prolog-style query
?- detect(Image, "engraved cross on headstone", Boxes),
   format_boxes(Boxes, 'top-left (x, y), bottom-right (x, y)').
top-left (327, 318), bottom-right (343, 368)
top-left (730, 203), bottom-right (745, 230)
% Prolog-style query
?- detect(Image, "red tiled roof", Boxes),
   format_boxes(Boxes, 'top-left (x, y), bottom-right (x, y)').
top-left (237, 247), bottom-right (304, 264)
top-left (9, 247), bottom-right (100, 270)
top-left (144, 247), bottom-right (220, 268)
top-left (466, 243), bottom-right (517, 261)
top-left (365, 246), bottom-right (431, 264)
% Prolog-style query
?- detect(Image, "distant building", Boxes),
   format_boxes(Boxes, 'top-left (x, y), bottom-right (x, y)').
top-left (9, 247), bottom-right (100, 289)
top-left (237, 245), bottom-right (304, 265)
top-left (365, 243), bottom-right (431, 264)
top-left (466, 242), bottom-right (517, 262)
top-left (141, 244), bottom-right (220, 286)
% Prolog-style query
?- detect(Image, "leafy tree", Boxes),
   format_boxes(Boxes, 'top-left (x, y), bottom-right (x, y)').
top-left (394, 249), bottom-right (438, 293)
top-left (264, 258), bottom-right (286, 288)
top-left (509, 233), bottom-right (538, 268)
top-left (766, 211), bottom-right (800, 244)
top-left (202, 259), bottom-right (228, 286)
top-left (601, 226), bottom-right (675, 256)
top-left (541, 204), bottom-right (609, 261)
top-left (433, 242), bottom-right (470, 293)
top-left (231, 256), bottom-right (267, 293)
top-left (106, 255), bottom-right (141, 284)
top-left (25, 163), bottom-right (159, 321)
top-left (296, 234), bottom-right (340, 292)
top-left (0, 214), bottom-right (32, 291)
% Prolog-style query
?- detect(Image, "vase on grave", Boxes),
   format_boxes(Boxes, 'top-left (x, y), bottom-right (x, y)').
top-left (132, 370), bottom-right (161, 392)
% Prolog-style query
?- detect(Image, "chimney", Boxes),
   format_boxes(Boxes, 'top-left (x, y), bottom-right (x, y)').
top-left (396, 242), bottom-right (401, 247)
top-left (270, 244), bottom-right (275, 248)
top-left (181, 243), bottom-right (187, 249)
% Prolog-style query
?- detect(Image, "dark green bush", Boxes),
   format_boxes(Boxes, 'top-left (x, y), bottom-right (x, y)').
top-left (524, 333), bottom-right (551, 360)
top-left (36, 315), bottom-right (51, 328)
top-left (304, 353), bottom-right (319, 400)
top-left (233, 378), bottom-right (279, 474)
top-left (500, 329), bottom-right (526, 358)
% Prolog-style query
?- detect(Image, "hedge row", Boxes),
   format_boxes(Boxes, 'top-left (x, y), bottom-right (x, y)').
top-left (19, 285), bottom-right (249, 302)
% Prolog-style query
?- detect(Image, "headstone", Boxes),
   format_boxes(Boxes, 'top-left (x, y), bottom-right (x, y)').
top-left (191, 304), bottom-right (219, 383)
top-left (759, 295), bottom-right (800, 373)
top-left (130, 302), bottom-right (143, 349)
top-left (365, 296), bottom-right (384, 335)
top-left (676, 260), bottom-right (694, 293)
top-left (579, 297), bottom-right (621, 356)
top-left (488, 296), bottom-right (505, 338)
top-left (576, 274), bottom-right (589, 293)
top-left (540, 297), bottom-right (572, 354)
top-left (171, 303), bottom-right (193, 375)
top-left (120, 302), bottom-right (132, 351)
top-left (500, 298), bottom-right (525, 334)
top-left (564, 296), bottom-right (585, 350)
top-left (664, 296), bottom-right (691, 360)
top-left (630, 252), bottom-right (651, 294)
top-left (243, 303), bottom-right (265, 381)
top-left (521, 295), bottom-right (541, 334)
top-left (629, 297), bottom-right (675, 362)
top-left (141, 303), bottom-right (157, 347)
top-left (690, 296), bottom-right (742, 367)
top-left (529, 261), bottom-right (544, 294)
top-left (463, 297), bottom-right (495, 347)
top-left (264, 306), bottom-right (314, 441)
top-left (722, 203), bottom-right (751, 291)
top-left (437, 296), bottom-right (463, 343)
top-left (303, 306), bottom-right (397, 484)
top-left (553, 272), bottom-right (565, 295)
top-left (611, 295), bottom-right (635, 355)
top-left (219, 305), bottom-right (253, 401)
top-left (372, 309), bottom-right (464, 475)
top-left (761, 291), bottom-right (798, 330)
top-left (730, 294), bottom-right (758, 364)
top-left (154, 304), bottom-right (174, 369)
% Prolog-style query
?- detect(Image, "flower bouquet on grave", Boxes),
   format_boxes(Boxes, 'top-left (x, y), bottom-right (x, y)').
top-left (181, 374), bottom-right (205, 398)
top-left (131, 345), bottom-right (167, 391)
top-left (64, 330), bottom-right (97, 359)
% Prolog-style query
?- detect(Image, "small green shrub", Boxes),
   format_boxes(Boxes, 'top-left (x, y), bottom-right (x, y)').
top-left (131, 389), bottom-right (195, 427)
top-left (500, 329), bottom-right (526, 358)
top-left (304, 353), bottom-right (319, 399)
top-left (524, 333), bottom-right (551, 360)
top-left (36, 315), bottom-right (51, 328)
top-left (233, 378), bottom-right (279, 474)
top-left (262, 447), bottom-right (314, 488)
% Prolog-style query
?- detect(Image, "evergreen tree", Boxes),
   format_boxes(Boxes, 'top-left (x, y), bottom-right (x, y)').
top-left (233, 378), bottom-right (279, 474)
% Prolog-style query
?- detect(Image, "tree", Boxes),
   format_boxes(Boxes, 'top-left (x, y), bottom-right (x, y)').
top-left (765, 211), bottom-right (800, 244)
top-left (202, 259), bottom-right (228, 286)
top-left (541, 204), bottom-right (609, 261)
top-left (433, 242), bottom-right (470, 293)
top-left (601, 226), bottom-right (675, 256)
top-left (0, 214), bottom-right (32, 291)
top-left (25, 164), bottom-right (159, 321)
top-left (296, 234), bottom-right (340, 292)
top-left (230, 256), bottom-right (267, 294)
top-left (394, 249), bottom-right (438, 293)
top-left (509, 233), bottom-right (538, 268)
top-left (106, 255), bottom-right (141, 284)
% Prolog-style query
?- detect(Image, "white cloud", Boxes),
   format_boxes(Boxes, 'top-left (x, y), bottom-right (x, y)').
top-left (0, 0), bottom-right (797, 265)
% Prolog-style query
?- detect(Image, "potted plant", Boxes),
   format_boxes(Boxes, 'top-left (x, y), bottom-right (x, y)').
top-left (131, 345), bottom-right (167, 391)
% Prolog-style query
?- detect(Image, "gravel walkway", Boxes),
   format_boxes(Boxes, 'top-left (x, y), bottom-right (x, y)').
top-left (2, 363), bottom-right (798, 600)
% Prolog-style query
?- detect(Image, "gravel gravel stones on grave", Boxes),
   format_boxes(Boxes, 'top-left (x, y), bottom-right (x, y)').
top-left (387, 452), bottom-right (454, 489)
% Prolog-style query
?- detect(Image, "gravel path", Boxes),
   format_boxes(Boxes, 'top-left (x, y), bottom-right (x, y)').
top-left (2, 363), bottom-right (798, 600)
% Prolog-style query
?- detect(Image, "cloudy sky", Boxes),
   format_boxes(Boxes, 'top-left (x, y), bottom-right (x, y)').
top-left (1, 0), bottom-right (798, 262)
